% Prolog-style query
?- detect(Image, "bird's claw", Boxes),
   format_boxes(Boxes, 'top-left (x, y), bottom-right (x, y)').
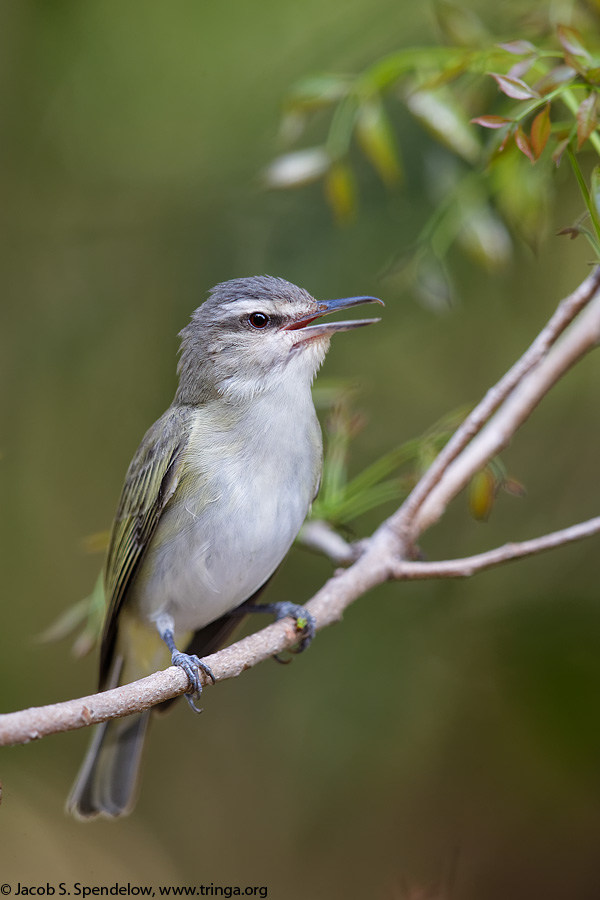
top-left (272, 601), bottom-right (316, 653)
top-left (171, 651), bottom-right (215, 714)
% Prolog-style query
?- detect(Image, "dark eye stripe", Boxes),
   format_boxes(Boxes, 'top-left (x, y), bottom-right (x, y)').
top-left (248, 312), bottom-right (270, 329)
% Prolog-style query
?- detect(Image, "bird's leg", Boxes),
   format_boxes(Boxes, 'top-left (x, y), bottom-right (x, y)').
top-left (155, 614), bottom-right (215, 713)
top-left (235, 600), bottom-right (316, 653)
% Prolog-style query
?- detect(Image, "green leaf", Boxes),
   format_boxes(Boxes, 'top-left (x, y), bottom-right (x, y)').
top-left (456, 195), bottom-right (513, 270)
top-left (577, 92), bottom-right (599, 149)
top-left (286, 74), bottom-right (351, 110)
top-left (405, 86), bottom-right (480, 163)
top-left (590, 165), bottom-right (600, 221)
top-left (491, 146), bottom-right (553, 248)
top-left (38, 571), bottom-right (105, 658)
top-left (530, 104), bottom-right (551, 159)
top-left (324, 161), bottom-right (357, 224)
top-left (490, 72), bottom-right (540, 101)
top-left (468, 468), bottom-right (497, 521)
top-left (355, 97), bottom-right (402, 186)
top-left (263, 147), bottom-right (330, 189)
top-left (433, 0), bottom-right (489, 47)
top-left (414, 251), bottom-right (454, 311)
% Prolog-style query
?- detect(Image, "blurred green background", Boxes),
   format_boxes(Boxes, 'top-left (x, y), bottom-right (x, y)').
top-left (2, 1), bottom-right (600, 898)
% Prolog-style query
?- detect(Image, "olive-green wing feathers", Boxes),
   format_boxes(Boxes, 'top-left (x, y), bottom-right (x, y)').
top-left (99, 405), bottom-right (195, 687)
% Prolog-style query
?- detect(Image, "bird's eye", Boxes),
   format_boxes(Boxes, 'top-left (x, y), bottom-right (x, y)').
top-left (248, 312), bottom-right (270, 329)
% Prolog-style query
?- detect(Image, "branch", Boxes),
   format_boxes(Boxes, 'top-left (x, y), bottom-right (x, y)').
top-left (2, 514), bottom-right (599, 747)
top-left (389, 516), bottom-right (600, 579)
top-left (387, 265), bottom-right (600, 543)
top-left (2, 270), bottom-right (600, 749)
top-left (298, 519), bottom-right (362, 565)
top-left (413, 284), bottom-right (600, 534)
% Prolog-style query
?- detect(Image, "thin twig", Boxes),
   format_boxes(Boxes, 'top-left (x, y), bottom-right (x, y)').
top-left (388, 516), bottom-right (600, 579)
top-left (298, 520), bottom-right (361, 565)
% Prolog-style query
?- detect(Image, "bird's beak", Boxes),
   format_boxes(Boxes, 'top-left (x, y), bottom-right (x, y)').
top-left (284, 295), bottom-right (384, 339)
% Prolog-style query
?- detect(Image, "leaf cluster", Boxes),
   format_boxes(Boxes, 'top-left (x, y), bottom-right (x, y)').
top-left (264, 3), bottom-right (600, 294)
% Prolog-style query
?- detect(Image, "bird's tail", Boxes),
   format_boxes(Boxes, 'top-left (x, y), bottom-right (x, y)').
top-left (66, 652), bottom-right (151, 820)
top-left (66, 709), bottom-right (151, 819)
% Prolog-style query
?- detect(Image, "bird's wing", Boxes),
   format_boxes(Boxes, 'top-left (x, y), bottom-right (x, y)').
top-left (99, 404), bottom-right (195, 687)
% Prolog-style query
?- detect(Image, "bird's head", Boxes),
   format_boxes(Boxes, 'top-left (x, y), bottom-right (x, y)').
top-left (176, 275), bottom-right (382, 403)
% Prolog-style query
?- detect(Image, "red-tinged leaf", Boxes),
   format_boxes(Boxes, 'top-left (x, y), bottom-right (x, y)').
top-left (534, 65), bottom-right (576, 96)
top-left (557, 24), bottom-right (592, 61)
top-left (577, 92), bottom-right (599, 149)
top-left (470, 115), bottom-right (513, 129)
top-left (552, 136), bottom-right (570, 167)
top-left (591, 165), bottom-right (600, 220)
top-left (508, 58), bottom-right (534, 80)
top-left (497, 40), bottom-right (536, 56)
top-left (489, 72), bottom-right (540, 100)
top-left (557, 225), bottom-right (582, 240)
top-left (502, 477), bottom-right (527, 498)
top-left (530, 104), bottom-right (551, 158)
top-left (515, 125), bottom-right (535, 162)
top-left (497, 127), bottom-right (514, 154)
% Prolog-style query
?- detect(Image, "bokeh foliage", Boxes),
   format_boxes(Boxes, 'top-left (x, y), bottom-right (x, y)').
top-left (1, 2), bottom-right (600, 899)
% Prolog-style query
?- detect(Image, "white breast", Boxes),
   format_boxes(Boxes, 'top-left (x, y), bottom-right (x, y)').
top-left (132, 388), bottom-right (322, 634)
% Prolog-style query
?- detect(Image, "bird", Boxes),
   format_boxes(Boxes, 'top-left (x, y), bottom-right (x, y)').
top-left (67, 274), bottom-right (382, 819)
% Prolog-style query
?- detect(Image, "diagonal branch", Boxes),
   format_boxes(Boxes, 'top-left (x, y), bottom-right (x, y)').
top-left (1, 270), bottom-right (600, 750)
top-left (387, 265), bottom-right (600, 544)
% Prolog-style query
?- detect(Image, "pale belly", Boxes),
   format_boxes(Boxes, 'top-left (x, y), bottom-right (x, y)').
top-left (130, 425), bottom-right (320, 634)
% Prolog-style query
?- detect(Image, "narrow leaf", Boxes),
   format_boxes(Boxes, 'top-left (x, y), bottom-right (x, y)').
top-left (508, 58), bottom-right (534, 80)
top-left (355, 97), bottom-right (403, 186)
top-left (470, 114), bottom-right (513, 129)
top-left (405, 86), bottom-right (480, 163)
top-left (497, 40), bottom-right (536, 56)
top-left (577, 92), bottom-right (599, 149)
top-left (533, 65), bottom-right (576, 96)
top-left (552, 136), bottom-right (570, 166)
top-left (557, 24), bottom-right (592, 61)
top-left (530, 104), bottom-right (551, 158)
top-left (515, 125), bottom-right (535, 163)
top-left (490, 72), bottom-right (540, 101)
top-left (468, 469), bottom-right (497, 521)
top-left (557, 225), bottom-right (582, 240)
top-left (287, 74), bottom-right (350, 110)
top-left (591, 165), bottom-right (600, 220)
top-left (324, 162), bottom-right (357, 224)
top-left (456, 198), bottom-right (512, 270)
top-left (502, 477), bottom-right (527, 498)
top-left (433, 0), bottom-right (488, 47)
top-left (263, 147), bottom-right (330, 189)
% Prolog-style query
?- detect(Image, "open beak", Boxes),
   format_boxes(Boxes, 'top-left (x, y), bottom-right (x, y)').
top-left (285, 295), bottom-right (383, 340)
